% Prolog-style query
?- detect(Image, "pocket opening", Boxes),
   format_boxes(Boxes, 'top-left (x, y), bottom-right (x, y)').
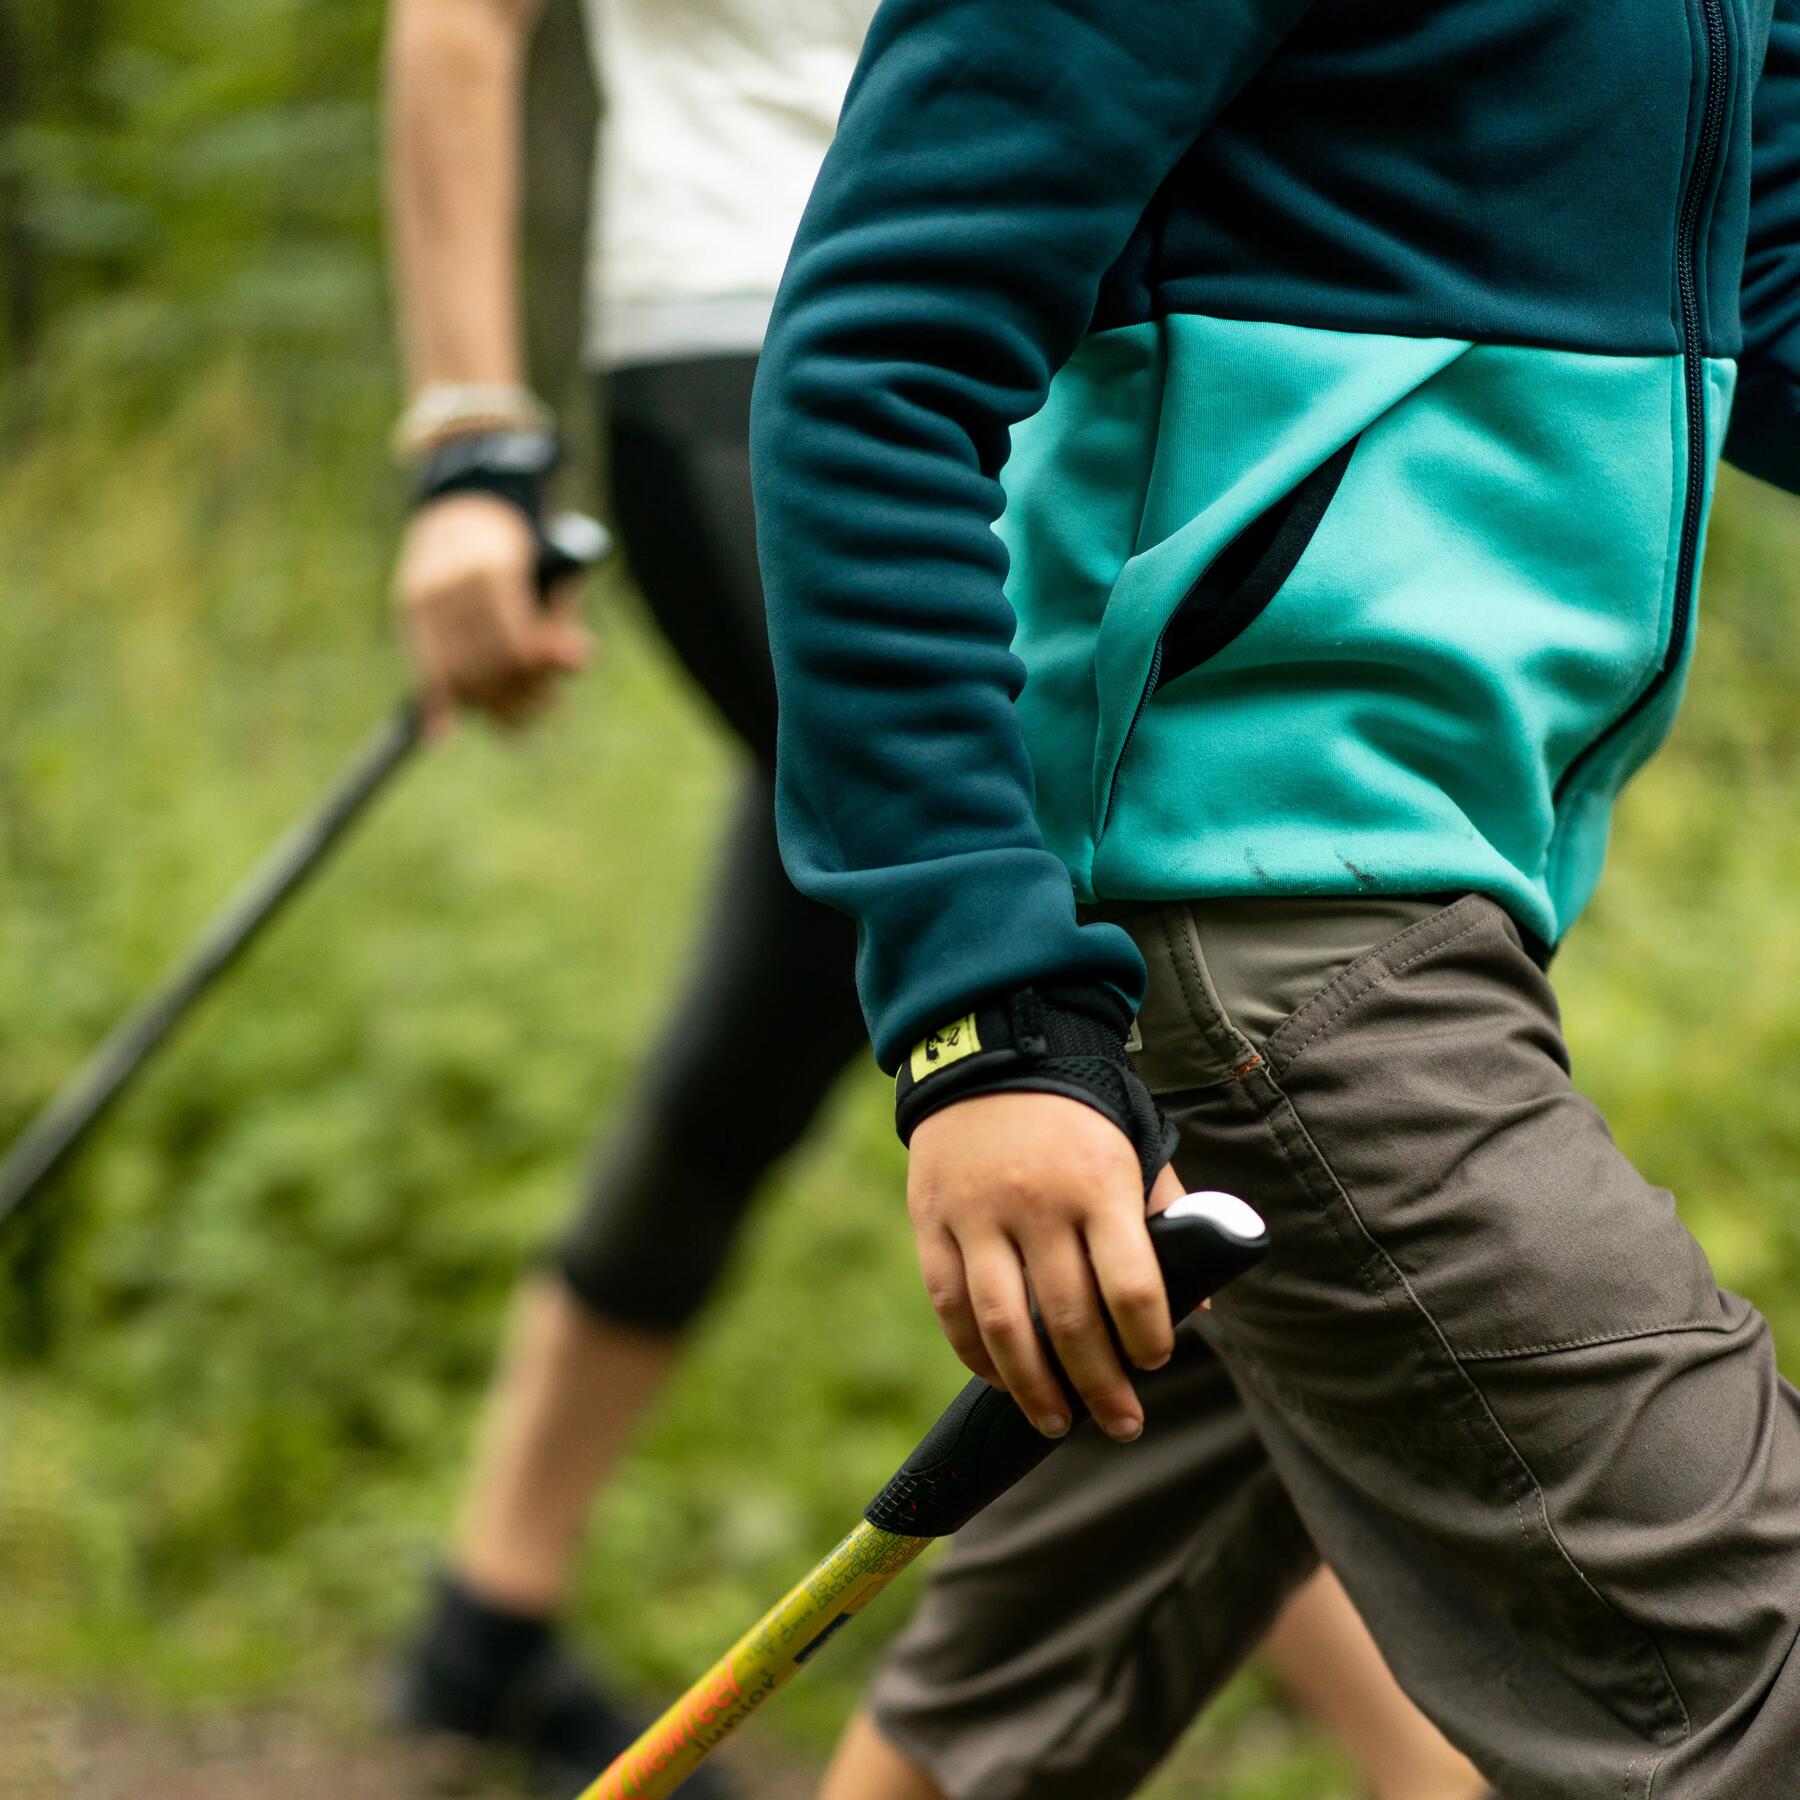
top-left (1155, 433), bottom-right (1362, 693)
top-left (1096, 433), bottom-right (1363, 845)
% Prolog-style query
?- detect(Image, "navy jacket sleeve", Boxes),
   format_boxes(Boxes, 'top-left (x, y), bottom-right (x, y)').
top-left (750, 0), bottom-right (1305, 1071)
top-left (1729, 0), bottom-right (1800, 490)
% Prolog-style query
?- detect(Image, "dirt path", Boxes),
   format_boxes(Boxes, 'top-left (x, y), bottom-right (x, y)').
top-left (0, 1688), bottom-right (817, 1800)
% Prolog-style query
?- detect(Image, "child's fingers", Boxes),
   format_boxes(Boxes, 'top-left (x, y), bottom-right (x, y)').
top-left (1085, 1203), bottom-right (1176, 1376)
top-left (1024, 1229), bottom-right (1143, 1443)
top-left (963, 1236), bottom-right (1070, 1438)
top-left (917, 1227), bottom-right (997, 1386)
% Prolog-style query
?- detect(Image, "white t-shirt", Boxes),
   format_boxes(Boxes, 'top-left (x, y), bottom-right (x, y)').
top-left (580, 0), bottom-right (878, 370)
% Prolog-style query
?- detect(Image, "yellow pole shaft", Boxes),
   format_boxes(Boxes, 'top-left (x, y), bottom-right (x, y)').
top-left (576, 1520), bottom-right (932, 1800)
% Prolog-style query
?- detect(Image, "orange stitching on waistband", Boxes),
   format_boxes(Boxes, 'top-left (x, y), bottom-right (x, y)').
top-left (1233, 1053), bottom-right (1265, 1080)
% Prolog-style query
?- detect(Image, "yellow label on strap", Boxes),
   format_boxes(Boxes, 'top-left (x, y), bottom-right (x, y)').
top-left (909, 1013), bottom-right (982, 1082)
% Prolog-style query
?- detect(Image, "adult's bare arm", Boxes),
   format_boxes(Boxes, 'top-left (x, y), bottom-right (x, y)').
top-left (384, 0), bottom-right (589, 731)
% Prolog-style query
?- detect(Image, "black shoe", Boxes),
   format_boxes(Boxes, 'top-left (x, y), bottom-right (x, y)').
top-left (394, 1572), bottom-right (738, 1800)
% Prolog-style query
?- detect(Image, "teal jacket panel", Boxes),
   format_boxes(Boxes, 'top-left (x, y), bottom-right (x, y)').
top-left (1005, 318), bottom-right (1731, 949)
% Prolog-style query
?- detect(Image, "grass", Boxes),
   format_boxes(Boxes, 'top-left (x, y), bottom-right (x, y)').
top-left (0, 345), bottom-right (1797, 1797)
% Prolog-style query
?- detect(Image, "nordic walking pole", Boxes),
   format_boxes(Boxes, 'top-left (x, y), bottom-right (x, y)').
top-left (580, 1190), bottom-right (1272, 1800)
top-left (0, 513), bottom-right (612, 1233)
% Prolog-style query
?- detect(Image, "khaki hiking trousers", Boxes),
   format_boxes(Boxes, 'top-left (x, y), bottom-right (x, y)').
top-left (872, 895), bottom-right (1800, 1800)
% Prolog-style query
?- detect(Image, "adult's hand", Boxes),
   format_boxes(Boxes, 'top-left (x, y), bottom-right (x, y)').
top-left (907, 1090), bottom-right (1186, 1444)
top-left (394, 493), bottom-right (592, 734)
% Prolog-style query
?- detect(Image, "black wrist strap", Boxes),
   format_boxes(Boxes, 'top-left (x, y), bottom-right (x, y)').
top-left (894, 988), bottom-right (1177, 1196)
top-left (408, 428), bottom-right (561, 531)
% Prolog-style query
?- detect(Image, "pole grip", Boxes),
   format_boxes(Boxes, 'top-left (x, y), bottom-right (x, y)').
top-left (864, 1192), bottom-right (1268, 1538)
top-left (536, 511), bottom-right (611, 594)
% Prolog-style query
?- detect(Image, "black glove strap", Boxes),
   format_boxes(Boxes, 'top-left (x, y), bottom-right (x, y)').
top-left (408, 428), bottom-right (561, 532)
top-left (894, 988), bottom-right (1177, 1196)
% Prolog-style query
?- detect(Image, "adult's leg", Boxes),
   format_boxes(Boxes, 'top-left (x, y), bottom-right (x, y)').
top-left (433, 789), bottom-right (865, 1604)
top-left (405, 772), bottom-right (868, 1776)
top-left (402, 357), bottom-right (869, 1789)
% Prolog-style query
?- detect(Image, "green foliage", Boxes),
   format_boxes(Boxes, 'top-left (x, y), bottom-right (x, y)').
top-left (3, 382), bottom-right (1795, 1795)
top-left (2, 13), bottom-right (1799, 1797)
top-left (1, 0), bottom-right (384, 422)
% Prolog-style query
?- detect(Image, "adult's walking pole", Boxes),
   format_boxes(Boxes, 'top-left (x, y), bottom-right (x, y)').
top-left (580, 1190), bottom-right (1272, 1800)
top-left (0, 514), bottom-right (611, 1232)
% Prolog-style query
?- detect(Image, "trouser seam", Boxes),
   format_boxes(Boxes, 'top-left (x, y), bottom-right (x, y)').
top-left (1239, 1075), bottom-right (1403, 1315)
top-left (1264, 904), bottom-right (1489, 1078)
top-left (1159, 905), bottom-right (1262, 1074)
top-left (1456, 1316), bottom-right (1739, 1362)
top-left (1239, 1067), bottom-right (1693, 1762)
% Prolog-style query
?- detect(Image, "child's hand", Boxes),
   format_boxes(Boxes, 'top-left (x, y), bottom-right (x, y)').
top-left (907, 1091), bottom-right (1186, 1443)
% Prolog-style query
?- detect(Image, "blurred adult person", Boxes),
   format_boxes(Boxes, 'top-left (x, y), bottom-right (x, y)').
top-left (380, 2), bottom-right (1482, 1797)
top-left (384, 3), bottom-right (875, 1790)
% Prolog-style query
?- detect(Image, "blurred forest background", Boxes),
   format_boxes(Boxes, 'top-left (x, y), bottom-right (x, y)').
top-left (1, 2), bottom-right (1797, 1796)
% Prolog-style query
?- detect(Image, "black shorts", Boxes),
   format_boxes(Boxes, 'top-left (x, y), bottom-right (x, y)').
top-left (549, 355), bottom-right (867, 1334)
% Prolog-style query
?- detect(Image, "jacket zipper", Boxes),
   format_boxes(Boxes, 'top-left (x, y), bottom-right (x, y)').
top-left (1555, 0), bottom-right (1730, 802)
